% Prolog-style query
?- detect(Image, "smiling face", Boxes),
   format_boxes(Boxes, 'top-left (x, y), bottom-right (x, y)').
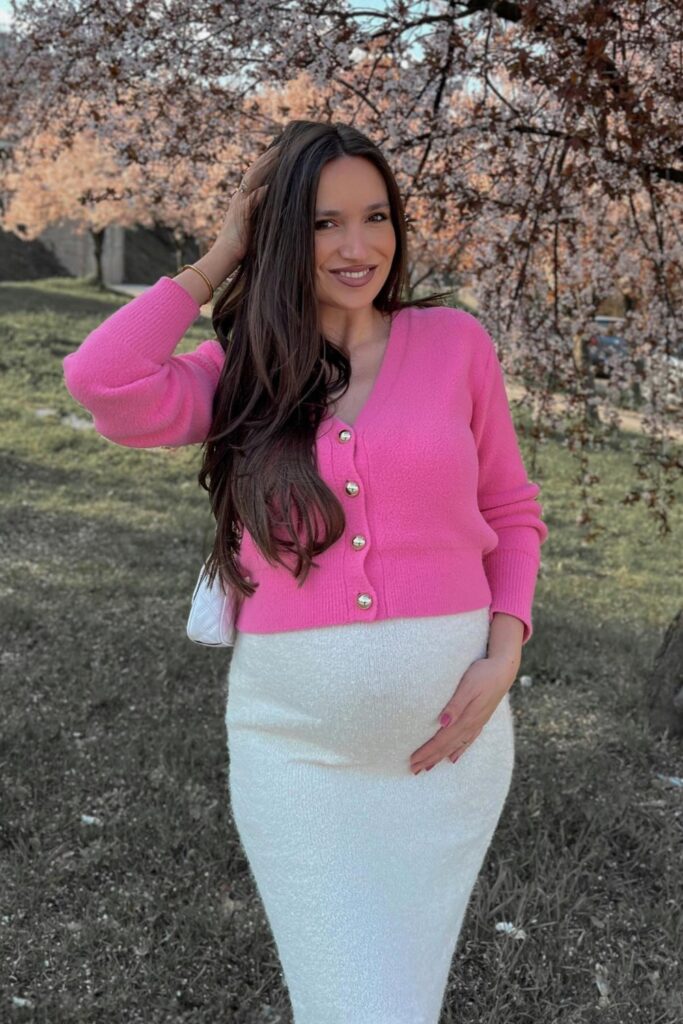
top-left (314, 155), bottom-right (397, 327)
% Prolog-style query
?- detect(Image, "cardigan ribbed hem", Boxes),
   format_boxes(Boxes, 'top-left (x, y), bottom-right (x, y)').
top-left (483, 546), bottom-right (541, 645)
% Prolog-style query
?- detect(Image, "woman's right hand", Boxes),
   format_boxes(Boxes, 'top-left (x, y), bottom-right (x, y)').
top-left (212, 143), bottom-right (281, 264)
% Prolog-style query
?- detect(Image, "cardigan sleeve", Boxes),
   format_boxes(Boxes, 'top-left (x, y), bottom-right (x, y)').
top-left (468, 316), bottom-right (549, 646)
top-left (62, 276), bottom-right (225, 448)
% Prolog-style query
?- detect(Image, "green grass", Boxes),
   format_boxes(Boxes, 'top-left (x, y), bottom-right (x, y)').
top-left (1, 276), bottom-right (682, 1023)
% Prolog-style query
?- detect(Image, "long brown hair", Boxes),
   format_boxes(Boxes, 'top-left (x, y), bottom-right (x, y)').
top-left (198, 119), bottom-right (453, 604)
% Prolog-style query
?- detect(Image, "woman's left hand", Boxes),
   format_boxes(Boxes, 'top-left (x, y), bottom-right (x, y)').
top-left (408, 656), bottom-right (518, 774)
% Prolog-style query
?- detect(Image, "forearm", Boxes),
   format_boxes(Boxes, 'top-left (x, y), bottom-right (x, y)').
top-left (173, 242), bottom-right (241, 307)
top-left (486, 612), bottom-right (524, 684)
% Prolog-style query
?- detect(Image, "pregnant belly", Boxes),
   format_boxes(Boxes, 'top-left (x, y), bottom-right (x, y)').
top-left (225, 609), bottom-right (490, 767)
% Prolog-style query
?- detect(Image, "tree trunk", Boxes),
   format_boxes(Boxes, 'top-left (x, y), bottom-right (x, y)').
top-left (90, 227), bottom-right (105, 289)
top-left (172, 225), bottom-right (190, 273)
top-left (646, 608), bottom-right (683, 738)
top-left (573, 332), bottom-right (601, 427)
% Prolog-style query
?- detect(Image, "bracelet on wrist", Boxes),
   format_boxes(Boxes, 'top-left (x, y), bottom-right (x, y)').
top-left (177, 263), bottom-right (214, 303)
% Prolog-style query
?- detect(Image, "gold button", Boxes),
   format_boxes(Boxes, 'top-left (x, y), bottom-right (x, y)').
top-left (345, 480), bottom-right (360, 496)
top-left (357, 593), bottom-right (373, 609)
top-left (338, 429), bottom-right (352, 443)
top-left (352, 534), bottom-right (366, 549)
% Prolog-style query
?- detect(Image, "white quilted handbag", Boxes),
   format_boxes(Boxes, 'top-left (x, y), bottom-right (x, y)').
top-left (186, 561), bottom-right (238, 647)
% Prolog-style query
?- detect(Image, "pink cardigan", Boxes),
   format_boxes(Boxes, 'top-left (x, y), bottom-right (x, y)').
top-left (62, 276), bottom-right (549, 644)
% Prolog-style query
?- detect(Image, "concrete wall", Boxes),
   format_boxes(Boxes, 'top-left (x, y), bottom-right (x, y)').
top-left (38, 220), bottom-right (126, 282)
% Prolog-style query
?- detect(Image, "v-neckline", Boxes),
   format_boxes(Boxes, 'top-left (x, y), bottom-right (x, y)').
top-left (325, 307), bottom-right (406, 432)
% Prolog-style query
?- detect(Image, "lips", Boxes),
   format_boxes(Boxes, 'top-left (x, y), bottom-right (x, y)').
top-left (329, 266), bottom-right (377, 287)
top-left (330, 265), bottom-right (376, 273)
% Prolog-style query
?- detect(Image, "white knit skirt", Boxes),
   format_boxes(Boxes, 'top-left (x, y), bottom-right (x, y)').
top-left (224, 607), bottom-right (515, 1024)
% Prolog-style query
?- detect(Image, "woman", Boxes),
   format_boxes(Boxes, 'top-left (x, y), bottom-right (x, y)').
top-left (63, 119), bottom-right (549, 1024)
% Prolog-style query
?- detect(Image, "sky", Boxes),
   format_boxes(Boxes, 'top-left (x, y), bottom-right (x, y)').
top-left (0, 0), bottom-right (13, 30)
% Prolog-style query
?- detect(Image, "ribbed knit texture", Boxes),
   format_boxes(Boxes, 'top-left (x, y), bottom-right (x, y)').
top-left (62, 275), bottom-right (549, 644)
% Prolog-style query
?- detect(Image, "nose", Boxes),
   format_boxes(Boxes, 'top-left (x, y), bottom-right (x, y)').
top-left (337, 224), bottom-right (374, 260)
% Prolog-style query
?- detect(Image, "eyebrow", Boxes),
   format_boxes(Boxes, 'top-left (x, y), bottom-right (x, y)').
top-left (315, 201), bottom-right (390, 216)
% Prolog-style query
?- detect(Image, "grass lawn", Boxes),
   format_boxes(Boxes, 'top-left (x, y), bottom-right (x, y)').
top-left (1, 276), bottom-right (682, 1024)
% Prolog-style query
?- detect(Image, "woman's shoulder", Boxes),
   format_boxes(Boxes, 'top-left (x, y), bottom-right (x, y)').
top-left (406, 302), bottom-right (488, 330)
top-left (406, 304), bottom-right (494, 361)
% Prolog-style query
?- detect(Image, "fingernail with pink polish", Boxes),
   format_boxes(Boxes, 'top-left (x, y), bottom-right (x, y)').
top-left (440, 713), bottom-right (451, 727)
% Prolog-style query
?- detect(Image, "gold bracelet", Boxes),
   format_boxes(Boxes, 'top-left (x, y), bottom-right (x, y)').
top-left (177, 263), bottom-right (214, 304)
